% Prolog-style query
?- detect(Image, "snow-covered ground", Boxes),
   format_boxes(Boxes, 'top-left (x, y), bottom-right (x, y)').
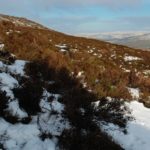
top-left (102, 101), bottom-right (150, 150)
top-left (128, 88), bottom-right (140, 100)
top-left (98, 89), bottom-right (150, 150)
top-left (0, 59), bottom-right (150, 150)
top-left (0, 60), bottom-right (70, 150)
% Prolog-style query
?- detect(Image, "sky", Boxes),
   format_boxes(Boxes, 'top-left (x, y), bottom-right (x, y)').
top-left (0, 0), bottom-right (150, 34)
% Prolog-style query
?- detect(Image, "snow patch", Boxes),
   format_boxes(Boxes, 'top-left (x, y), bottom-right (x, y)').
top-left (0, 43), bottom-right (4, 50)
top-left (0, 72), bottom-right (18, 98)
top-left (0, 118), bottom-right (56, 150)
top-left (124, 56), bottom-right (142, 61)
top-left (77, 71), bottom-right (84, 78)
top-left (101, 101), bottom-right (150, 150)
top-left (8, 60), bottom-right (27, 76)
top-left (6, 100), bottom-right (28, 118)
top-left (128, 88), bottom-right (140, 99)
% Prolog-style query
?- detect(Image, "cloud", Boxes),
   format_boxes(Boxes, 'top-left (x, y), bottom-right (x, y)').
top-left (0, 0), bottom-right (142, 11)
top-left (0, 0), bottom-right (149, 33)
top-left (119, 16), bottom-right (150, 30)
top-left (27, 0), bottom-right (142, 10)
top-left (47, 0), bottom-right (142, 9)
top-left (42, 15), bottom-right (150, 33)
top-left (0, 0), bottom-right (144, 23)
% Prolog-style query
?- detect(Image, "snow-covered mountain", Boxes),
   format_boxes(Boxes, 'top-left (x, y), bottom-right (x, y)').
top-left (114, 33), bottom-right (150, 50)
top-left (81, 32), bottom-right (150, 50)
top-left (80, 31), bottom-right (147, 40)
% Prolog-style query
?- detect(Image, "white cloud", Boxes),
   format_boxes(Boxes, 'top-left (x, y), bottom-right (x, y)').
top-left (42, 0), bottom-right (142, 7)
top-left (0, 0), bottom-right (142, 10)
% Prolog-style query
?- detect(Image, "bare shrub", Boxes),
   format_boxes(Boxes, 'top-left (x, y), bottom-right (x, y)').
top-left (13, 79), bottom-right (43, 115)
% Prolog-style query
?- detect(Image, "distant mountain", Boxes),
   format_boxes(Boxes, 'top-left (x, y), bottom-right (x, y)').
top-left (81, 32), bottom-right (150, 50)
top-left (113, 33), bottom-right (150, 50)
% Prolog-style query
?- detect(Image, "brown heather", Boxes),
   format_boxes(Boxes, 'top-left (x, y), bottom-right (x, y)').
top-left (0, 15), bottom-right (150, 106)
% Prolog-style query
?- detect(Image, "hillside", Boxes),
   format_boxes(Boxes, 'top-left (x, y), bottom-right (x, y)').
top-left (0, 14), bottom-right (150, 150)
top-left (0, 48), bottom-right (149, 150)
top-left (0, 50), bottom-right (131, 150)
top-left (0, 14), bottom-right (150, 106)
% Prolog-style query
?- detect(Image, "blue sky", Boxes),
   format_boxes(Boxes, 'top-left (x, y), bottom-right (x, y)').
top-left (0, 0), bottom-right (150, 34)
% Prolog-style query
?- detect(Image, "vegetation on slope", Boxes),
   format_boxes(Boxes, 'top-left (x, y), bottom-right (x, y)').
top-left (0, 57), bottom-right (131, 149)
top-left (0, 15), bottom-right (150, 107)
